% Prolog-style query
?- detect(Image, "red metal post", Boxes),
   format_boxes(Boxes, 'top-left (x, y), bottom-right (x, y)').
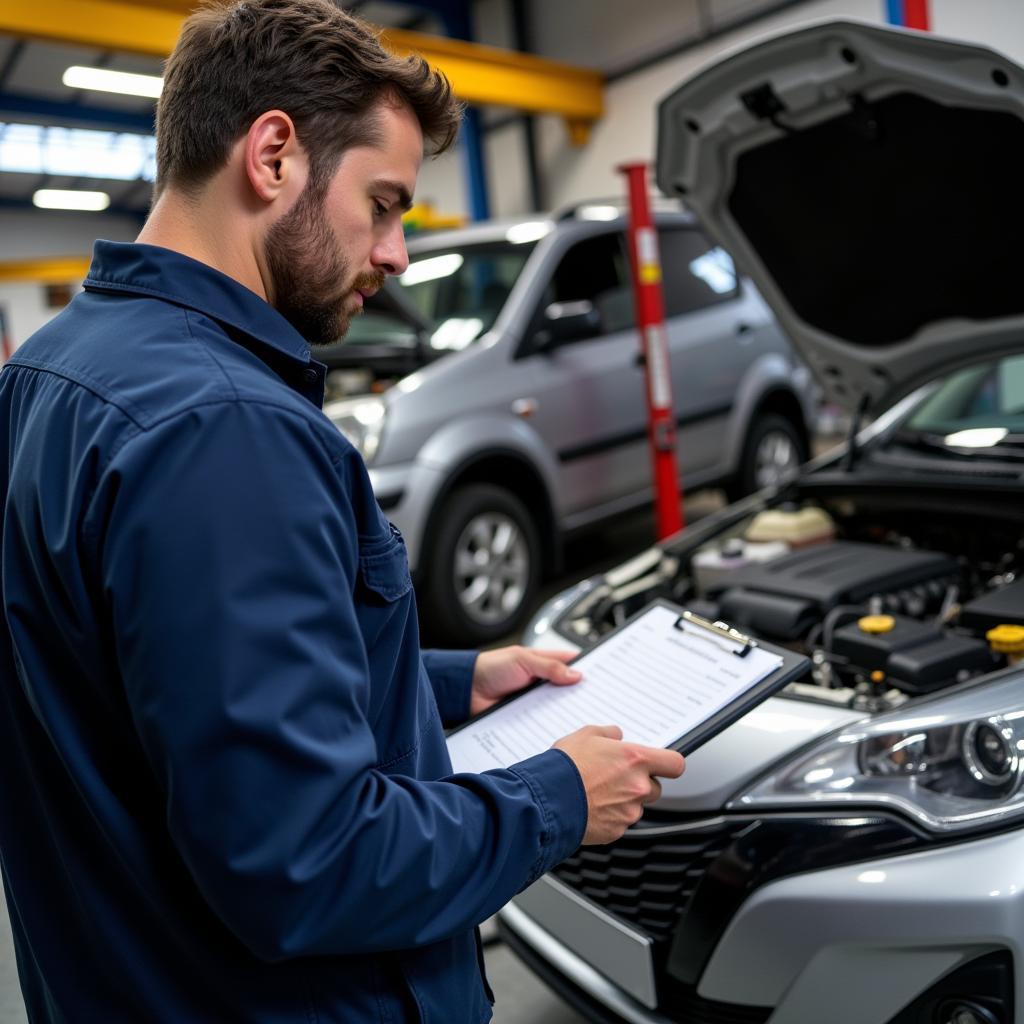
top-left (618, 162), bottom-right (684, 538)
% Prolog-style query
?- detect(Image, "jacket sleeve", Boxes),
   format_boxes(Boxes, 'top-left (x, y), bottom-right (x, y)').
top-left (421, 649), bottom-right (476, 726)
top-left (89, 400), bottom-right (586, 961)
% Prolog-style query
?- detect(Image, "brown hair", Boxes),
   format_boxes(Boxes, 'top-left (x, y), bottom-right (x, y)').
top-left (155, 0), bottom-right (462, 197)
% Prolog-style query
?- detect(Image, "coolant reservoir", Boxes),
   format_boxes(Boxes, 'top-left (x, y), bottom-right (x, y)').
top-left (745, 506), bottom-right (835, 547)
top-left (692, 538), bottom-right (789, 594)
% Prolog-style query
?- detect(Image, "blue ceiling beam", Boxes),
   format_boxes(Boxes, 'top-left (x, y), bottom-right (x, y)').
top-left (405, 0), bottom-right (490, 222)
top-left (0, 92), bottom-right (155, 134)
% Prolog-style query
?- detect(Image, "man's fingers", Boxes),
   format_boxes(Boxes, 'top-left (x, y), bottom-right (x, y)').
top-left (644, 778), bottom-right (663, 804)
top-left (634, 746), bottom-right (686, 779)
top-left (527, 648), bottom-right (582, 684)
top-left (587, 724), bottom-right (623, 741)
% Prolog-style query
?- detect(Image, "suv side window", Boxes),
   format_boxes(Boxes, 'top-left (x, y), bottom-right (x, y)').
top-left (545, 232), bottom-right (635, 338)
top-left (658, 228), bottom-right (738, 317)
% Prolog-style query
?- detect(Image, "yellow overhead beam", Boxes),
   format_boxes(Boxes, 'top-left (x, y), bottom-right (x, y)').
top-left (0, 257), bottom-right (91, 284)
top-left (0, 0), bottom-right (604, 123)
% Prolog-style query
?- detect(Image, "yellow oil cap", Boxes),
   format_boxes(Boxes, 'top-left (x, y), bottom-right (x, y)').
top-left (858, 615), bottom-right (896, 635)
top-left (869, 670), bottom-right (886, 684)
top-left (987, 624), bottom-right (1024, 655)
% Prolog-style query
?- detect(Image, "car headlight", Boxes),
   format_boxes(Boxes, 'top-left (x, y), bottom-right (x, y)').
top-left (733, 667), bottom-right (1024, 834)
top-left (323, 396), bottom-right (386, 463)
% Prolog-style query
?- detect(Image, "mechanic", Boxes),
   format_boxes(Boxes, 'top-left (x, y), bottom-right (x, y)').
top-left (0, 1), bottom-right (685, 1021)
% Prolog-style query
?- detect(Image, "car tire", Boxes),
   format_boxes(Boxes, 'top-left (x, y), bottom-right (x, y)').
top-left (726, 412), bottom-right (808, 501)
top-left (419, 484), bottom-right (541, 646)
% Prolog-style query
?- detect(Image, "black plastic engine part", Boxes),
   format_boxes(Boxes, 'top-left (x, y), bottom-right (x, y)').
top-left (706, 541), bottom-right (957, 610)
top-left (682, 598), bottom-right (723, 622)
top-left (831, 615), bottom-right (942, 671)
top-left (888, 634), bottom-right (1000, 694)
top-left (960, 579), bottom-right (1024, 633)
top-left (717, 589), bottom-right (817, 641)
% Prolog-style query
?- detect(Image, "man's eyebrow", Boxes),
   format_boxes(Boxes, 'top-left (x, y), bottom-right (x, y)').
top-left (372, 179), bottom-right (414, 212)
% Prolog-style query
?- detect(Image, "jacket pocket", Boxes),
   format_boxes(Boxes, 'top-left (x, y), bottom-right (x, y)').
top-left (359, 523), bottom-right (413, 603)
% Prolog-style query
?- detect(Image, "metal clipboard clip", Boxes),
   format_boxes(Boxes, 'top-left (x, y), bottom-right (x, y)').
top-left (673, 609), bottom-right (757, 658)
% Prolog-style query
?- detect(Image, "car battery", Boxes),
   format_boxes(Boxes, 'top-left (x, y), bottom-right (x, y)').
top-left (830, 614), bottom-right (942, 673)
top-left (960, 580), bottom-right (1024, 633)
top-left (888, 634), bottom-right (1000, 694)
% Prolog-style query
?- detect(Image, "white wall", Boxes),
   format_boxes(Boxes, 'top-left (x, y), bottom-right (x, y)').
top-left (0, 209), bottom-right (140, 350)
top-left (930, 0), bottom-right (1024, 64)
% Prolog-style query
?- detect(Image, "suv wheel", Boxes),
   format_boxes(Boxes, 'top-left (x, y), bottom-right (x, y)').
top-left (727, 412), bottom-right (808, 500)
top-left (420, 484), bottom-right (541, 646)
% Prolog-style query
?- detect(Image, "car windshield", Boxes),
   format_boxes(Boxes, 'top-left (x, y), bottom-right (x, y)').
top-left (894, 354), bottom-right (1024, 457)
top-left (341, 239), bottom-right (536, 352)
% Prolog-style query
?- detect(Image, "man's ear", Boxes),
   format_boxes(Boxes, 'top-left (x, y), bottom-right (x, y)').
top-left (244, 110), bottom-right (306, 203)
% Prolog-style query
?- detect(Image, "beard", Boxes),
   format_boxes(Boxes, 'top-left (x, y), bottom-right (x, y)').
top-left (265, 179), bottom-right (385, 347)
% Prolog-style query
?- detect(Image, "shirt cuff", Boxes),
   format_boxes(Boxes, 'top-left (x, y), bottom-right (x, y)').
top-left (508, 748), bottom-right (588, 883)
top-left (422, 649), bottom-right (478, 727)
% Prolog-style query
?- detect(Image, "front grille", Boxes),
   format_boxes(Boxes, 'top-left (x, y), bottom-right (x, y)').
top-left (550, 816), bottom-right (750, 945)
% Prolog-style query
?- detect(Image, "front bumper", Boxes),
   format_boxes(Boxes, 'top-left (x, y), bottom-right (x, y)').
top-left (500, 818), bottom-right (1024, 1023)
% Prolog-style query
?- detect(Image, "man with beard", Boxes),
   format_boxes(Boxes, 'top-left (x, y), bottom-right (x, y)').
top-left (0, 1), bottom-right (685, 1021)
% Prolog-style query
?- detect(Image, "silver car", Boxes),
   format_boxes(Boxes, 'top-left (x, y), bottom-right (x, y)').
top-left (502, 19), bottom-right (1024, 1024)
top-left (323, 207), bottom-right (816, 645)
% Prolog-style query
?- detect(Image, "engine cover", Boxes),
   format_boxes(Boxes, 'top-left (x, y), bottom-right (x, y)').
top-left (708, 541), bottom-right (957, 609)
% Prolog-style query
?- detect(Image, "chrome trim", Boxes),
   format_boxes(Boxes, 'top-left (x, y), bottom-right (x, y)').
top-left (499, 901), bottom-right (677, 1024)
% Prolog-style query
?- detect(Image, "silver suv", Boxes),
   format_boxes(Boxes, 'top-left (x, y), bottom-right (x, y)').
top-left (322, 206), bottom-right (817, 645)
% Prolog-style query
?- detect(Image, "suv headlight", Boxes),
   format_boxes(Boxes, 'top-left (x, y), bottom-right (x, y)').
top-left (733, 667), bottom-right (1024, 834)
top-left (324, 396), bottom-right (386, 463)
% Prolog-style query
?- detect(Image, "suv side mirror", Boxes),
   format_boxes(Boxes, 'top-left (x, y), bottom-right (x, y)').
top-left (534, 300), bottom-right (601, 352)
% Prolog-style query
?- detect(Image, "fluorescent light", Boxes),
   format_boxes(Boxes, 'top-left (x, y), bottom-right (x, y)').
top-left (400, 253), bottom-right (463, 286)
top-left (576, 204), bottom-right (619, 221)
top-left (63, 65), bottom-right (163, 99)
top-left (33, 189), bottom-right (110, 211)
top-left (506, 221), bottom-right (551, 244)
top-left (944, 427), bottom-right (1008, 448)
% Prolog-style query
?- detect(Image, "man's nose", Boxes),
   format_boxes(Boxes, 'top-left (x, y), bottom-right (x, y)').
top-left (373, 223), bottom-right (410, 277)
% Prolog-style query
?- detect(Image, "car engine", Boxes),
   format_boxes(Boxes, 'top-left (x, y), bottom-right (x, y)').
top-left (557, 495), bottom-right (1024, 711)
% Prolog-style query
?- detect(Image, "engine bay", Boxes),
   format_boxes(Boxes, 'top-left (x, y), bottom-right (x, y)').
top-left (558, 493), bottom-right (1024, 711)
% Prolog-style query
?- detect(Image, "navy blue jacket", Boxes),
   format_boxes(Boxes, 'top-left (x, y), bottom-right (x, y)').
top-left (0, 241), bottom-right (587, 1023)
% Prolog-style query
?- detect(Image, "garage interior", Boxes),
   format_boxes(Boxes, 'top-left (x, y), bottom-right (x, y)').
top-left (3, 0), bottom-right (1024, 1022)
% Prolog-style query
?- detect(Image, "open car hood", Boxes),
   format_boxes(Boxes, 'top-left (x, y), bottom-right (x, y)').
top-left (656, 20), bottom-right (1024, 413)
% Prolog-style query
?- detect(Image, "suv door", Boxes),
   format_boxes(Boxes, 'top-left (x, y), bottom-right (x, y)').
top-left (518, 231), bottom-right (651, 527)
top-left (657, 227), bottom-right (753, 480)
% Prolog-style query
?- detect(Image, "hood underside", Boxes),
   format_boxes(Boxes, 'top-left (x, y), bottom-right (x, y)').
top-left (656, 20), bottom-right (1024, 413)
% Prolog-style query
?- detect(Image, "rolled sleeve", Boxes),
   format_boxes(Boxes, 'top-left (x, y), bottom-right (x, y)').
top-left (506, 748), bottom-right (588, 885)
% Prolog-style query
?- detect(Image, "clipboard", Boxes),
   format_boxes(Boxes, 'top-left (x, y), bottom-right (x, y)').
top-left (446, 598), bottom-right (810, 772)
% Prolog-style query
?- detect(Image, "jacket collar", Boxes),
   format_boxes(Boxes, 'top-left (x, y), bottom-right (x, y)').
top-left (84, 240), bottom-right (313, 366)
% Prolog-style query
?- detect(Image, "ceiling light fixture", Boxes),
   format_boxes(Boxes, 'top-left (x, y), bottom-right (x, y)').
top-left (62, 65), bottom-right (163, 99)
top-left (33, 189), bottom-right (111, 212)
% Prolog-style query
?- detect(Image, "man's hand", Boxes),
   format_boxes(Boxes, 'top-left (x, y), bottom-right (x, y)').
top-left (553, 726), bottom-right (685, 845)
top-left (470, 645), bottom-right (581, 717)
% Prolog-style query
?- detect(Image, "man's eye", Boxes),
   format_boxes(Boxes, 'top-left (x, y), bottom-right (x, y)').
top-left (374, 200), bottom-right (389, 217)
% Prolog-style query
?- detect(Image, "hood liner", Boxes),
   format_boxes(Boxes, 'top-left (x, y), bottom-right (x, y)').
top-left (656, 21), bottom-right (1024, 413)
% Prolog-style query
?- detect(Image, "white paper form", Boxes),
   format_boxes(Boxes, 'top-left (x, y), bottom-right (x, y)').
top-left (447, 603), bottom-right (783, 774)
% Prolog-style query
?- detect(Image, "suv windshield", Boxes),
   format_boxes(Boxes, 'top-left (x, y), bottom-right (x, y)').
top-left (895, 354), bottom-right (1024, 456)
top-left (342, 240), bottom-right (536, 352)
